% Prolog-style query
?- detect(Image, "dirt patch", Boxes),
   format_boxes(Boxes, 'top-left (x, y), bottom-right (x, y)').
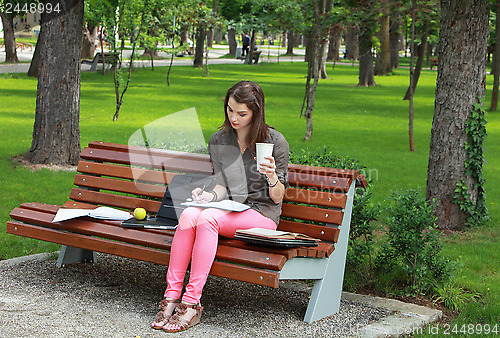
top-left (12, 155), bottom-right (77, 172)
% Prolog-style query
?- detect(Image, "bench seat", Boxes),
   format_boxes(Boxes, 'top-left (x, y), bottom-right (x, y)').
top-left (8, 202), bottom-right (337, 287)
top-left (7, 141), bottom-right (364, 322)
top-left (81, 52), bottom-right (119, 72)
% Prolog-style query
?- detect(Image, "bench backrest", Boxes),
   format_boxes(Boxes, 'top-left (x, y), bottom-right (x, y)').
top-left (70, 141), bottom-right (361, 252)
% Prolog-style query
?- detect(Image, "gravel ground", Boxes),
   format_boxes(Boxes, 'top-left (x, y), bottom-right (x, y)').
top-left (0, 253), bottom-right (391, 337)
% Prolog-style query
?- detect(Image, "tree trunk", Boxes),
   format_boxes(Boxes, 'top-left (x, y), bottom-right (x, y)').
top-left (244, 30), bottom-right (256, 65)
top-left (304, 34), bottom-right (312, 63)
top-left (426, 0), bottom-right (489, 230)
top-left (28, 38), bottom-right (41, 77)
top-left (404, 20), bottom-right (429, 100)
top-left (193, 27), bottom-right (205, 68)
top-left (209, 0), bottom-right (218, 46)
top-left (374, 0), bottom-right (391, 75)
top-left (113, 11), bottom-right (144, 121)
top-left (81, 24), bottom-right (97, 58)
top-left (143, 47), bottom-right (158, 58)
top-left (206, 29), bottom-right (214, 48)
top-left (327, 26), bottom-right (342, 61)
top-left (227, 27), bottom-right (237, 56)
top-left (358, 30), bottom-right (376, 87)
top-left (180, 25), bottom-right (188, 45)
top-left (408, 0), bottom-right (416, 152)
top-left (295, 34), bottom-right (302, 47)
top-left (319, 39), bottom-right (328, 79)
top-left (345, 25), bottom-right (359, 60)
top-left (98, 29), bottom-right (106, 76)
top-left (25, 0), bottom-right (83, 165)
top-left (0, 12), bottom-right (18, 63)
top-left (389, 11), bottom-right (401, 69)
top-left (302, 32), bottom-right (319, 141)
top-left (301, 0), bottom-right (333, 140)
top-left (215, 27), bottom-right (223, 44)
top-left (287, 30), bottom-right (294, 54)
top-left (490, 0), bottom-right (500, 111)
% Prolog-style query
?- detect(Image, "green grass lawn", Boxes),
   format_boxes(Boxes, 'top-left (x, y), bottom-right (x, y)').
top-left (0, 62), bottom-right (498, 331)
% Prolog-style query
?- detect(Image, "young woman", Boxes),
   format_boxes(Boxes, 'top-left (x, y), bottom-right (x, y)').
top-left (151, 81), bottom-right (289, 332)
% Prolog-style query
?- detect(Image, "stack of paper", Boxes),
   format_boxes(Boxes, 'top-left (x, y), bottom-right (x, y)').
top-left (234, 228), bottom-right (320, 248)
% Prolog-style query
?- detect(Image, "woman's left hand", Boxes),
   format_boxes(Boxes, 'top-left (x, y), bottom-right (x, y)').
top-left (258, 155), bottom-right (284, 203)
top-left (259, 155), bottom-right (277, 179)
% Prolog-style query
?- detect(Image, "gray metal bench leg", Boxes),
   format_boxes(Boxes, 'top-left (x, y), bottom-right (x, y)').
top-left (56, 245), bottom-right (96, 268)
top-left (303, 182), bottom-right (356, 323)
top-left (303, 248), bottom-right (348, 322)
top-left (89, 57), bottom-right (98, 72)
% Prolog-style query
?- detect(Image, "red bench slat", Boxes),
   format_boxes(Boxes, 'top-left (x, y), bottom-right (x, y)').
top-left (281, 203), bottom-right (344, 226)
top-left (80, 148), bottom-right (213, 174)
top-left (6, 221), bottom-right (280, 288)
top-left (284, 187), bottom-right (347, 209)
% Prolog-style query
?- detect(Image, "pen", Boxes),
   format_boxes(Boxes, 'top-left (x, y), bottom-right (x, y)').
top-left (187, 185), bottom-right (207, 202)
top-left (195, 184), bottom-right (207, 202)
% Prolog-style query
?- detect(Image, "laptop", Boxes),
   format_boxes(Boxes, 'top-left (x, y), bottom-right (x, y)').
top-left (121, 173), bottom-right (214, 230)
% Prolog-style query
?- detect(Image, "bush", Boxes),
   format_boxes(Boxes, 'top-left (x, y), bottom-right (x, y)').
top-left (375, 189), bottom-right (454, 295)
top-left (289, 146), bottom-right (365, 170)
top-left (347, 184), bottom-right (380, 280)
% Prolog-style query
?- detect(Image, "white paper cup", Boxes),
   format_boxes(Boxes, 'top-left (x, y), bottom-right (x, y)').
top-left (256, 143), bottom-right (274, 167)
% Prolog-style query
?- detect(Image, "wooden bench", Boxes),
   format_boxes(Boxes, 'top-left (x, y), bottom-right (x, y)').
top-left (15, 42), bottom-right (34, 51)
top-left (252, 50), bottom-right (262, 64)
top-left (7, 141), bottom-right (365, 323)
top-left (238, 50), bottom-right (262, 64)
top-left (0, 42), bottom-right (33, 51)
top-left (430, 57), bottom-right (438, 70)
top-left (81, 52), bottom-right (119, 72)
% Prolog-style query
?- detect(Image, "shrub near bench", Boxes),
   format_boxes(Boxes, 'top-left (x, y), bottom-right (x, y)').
top-left (7, 141), bottom-right (365, 323)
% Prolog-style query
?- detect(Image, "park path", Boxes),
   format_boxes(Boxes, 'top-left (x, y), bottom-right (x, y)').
top-left (0, 44), bottom-right (306, 74)
top-left (0, 251), bottom-right (441, 337)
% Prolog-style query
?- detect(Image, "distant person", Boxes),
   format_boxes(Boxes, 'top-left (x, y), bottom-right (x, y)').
top-left (186, 38), bottom-right (194, 55)
top-left (242, 33), bottom-right (250, 57)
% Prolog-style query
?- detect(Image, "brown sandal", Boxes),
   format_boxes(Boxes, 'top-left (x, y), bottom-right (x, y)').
top-left (151, 298), bottom-right (180, 330)
top-left (163, 302), bottom-right (203, 333)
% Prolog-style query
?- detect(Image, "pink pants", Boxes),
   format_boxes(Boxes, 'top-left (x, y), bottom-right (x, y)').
top-left (164, 207), bottom-right (276, 304)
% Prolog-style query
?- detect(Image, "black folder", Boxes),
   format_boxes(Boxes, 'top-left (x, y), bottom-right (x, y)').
top-left (121, 217), bottom-right (177, 230)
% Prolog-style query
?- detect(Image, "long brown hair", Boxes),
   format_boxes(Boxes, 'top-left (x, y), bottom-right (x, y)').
top-left (220, 81), bottom-right (270, 152)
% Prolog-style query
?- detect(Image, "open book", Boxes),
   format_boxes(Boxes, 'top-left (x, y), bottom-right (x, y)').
top-left (180, 199), bottom-right (250, 212)
top-left (52, 207), bottom-right (133, 223)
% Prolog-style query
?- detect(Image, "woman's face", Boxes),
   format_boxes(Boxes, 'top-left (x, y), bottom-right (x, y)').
top-left (227, 96), bottom-right (253, 133)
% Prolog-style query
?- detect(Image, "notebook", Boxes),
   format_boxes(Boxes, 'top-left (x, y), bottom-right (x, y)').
top-left (234, 228), bottom-right (320, 248)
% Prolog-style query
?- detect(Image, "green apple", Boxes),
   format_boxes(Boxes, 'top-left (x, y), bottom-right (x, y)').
top-left (134, 207), bottom-right (147, 220)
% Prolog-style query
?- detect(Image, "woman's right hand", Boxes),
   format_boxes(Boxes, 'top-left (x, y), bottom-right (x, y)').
top-left (191, 188), bottom-right (213, 204)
